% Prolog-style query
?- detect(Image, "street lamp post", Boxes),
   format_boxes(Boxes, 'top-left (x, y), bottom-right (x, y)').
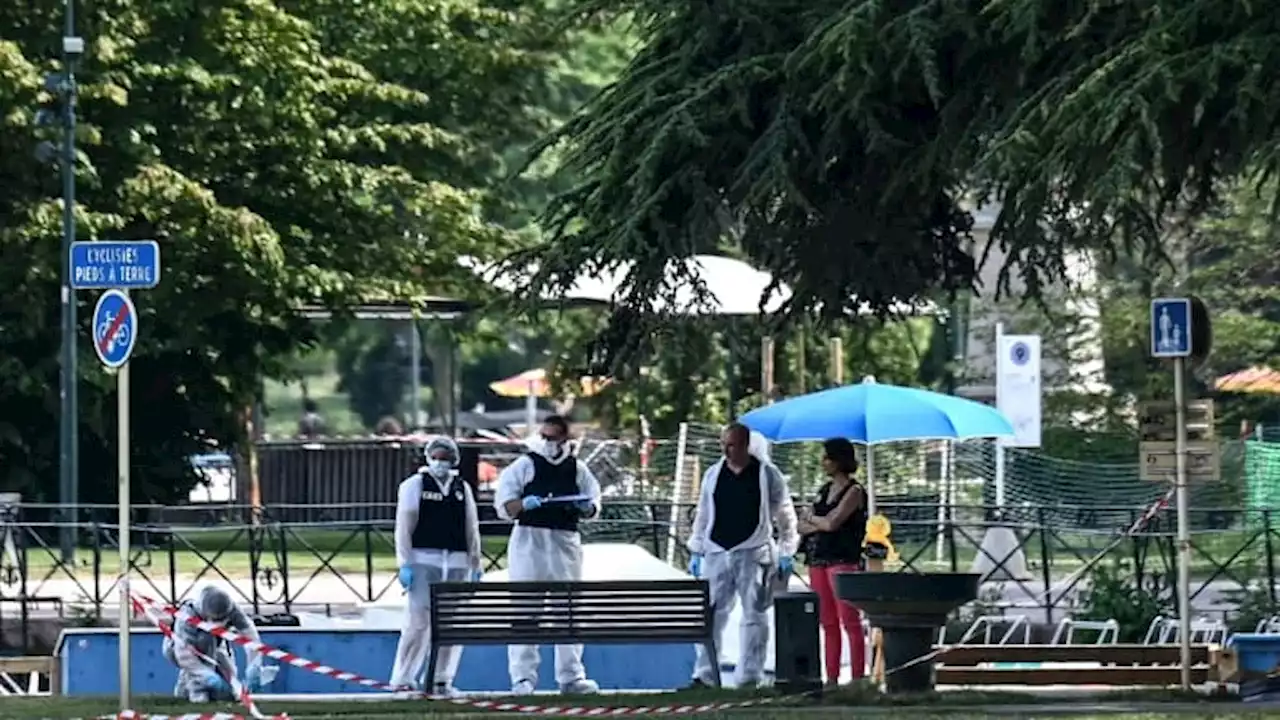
top-left (57, 4), bottom-right (84, 563)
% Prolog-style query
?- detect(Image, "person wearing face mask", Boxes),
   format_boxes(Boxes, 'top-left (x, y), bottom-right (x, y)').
top-left (163, 584), bottom-right (268, 702)
top-left (686, 423), bottom-right (799, 689)
top-left (390, 436), bottom-right (482, 695)
top-left (494, 415), bottom-right (602, 696)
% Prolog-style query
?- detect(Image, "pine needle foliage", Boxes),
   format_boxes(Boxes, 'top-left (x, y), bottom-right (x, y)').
top-left (518, 0), bottom-right (1280, 372)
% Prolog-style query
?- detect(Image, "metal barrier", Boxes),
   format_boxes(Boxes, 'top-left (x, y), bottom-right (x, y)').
top-left (0, 500), bottom-right (1277, 654)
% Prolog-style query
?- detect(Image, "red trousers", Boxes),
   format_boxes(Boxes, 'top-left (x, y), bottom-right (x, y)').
top-left (808, 563), bottom-right (866, 682)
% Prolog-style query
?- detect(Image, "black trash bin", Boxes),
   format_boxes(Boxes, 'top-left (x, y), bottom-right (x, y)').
top-left (774, 591), bottom-right (821, 692)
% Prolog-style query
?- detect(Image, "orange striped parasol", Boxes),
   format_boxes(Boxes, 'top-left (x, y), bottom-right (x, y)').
top-left (1214, 366), bottom-right (1280, 394)
top-left (488, 368), bottom-right (610, 398)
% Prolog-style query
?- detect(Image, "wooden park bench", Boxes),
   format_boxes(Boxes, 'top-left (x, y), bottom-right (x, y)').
top-left (0, 656), bottom-right (61, 696)
top-left (427, 579), bottom-right (720, 686)
top-left (934, 643), bottom-right (1215, 686)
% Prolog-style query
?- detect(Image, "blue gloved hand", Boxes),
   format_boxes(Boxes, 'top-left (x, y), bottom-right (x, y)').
top-left (688, 553), bottom-right (703, 578)
top-left (207, 674), bottom-right (232, 694)
top-left (574, 500), bottom-right (595, 517)
top-left (521, 496), bottom-right (544, 512)
top-left (778, 555), bottom-right (795, 575)
top-left (397, 565), bottom-right (414, 590)
top-left (470, 569), bottom-right (483, 582)
top-left (245, 663), bottom-right (262, 691)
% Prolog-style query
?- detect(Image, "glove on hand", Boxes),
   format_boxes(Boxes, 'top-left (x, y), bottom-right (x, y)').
top-left (688, 554), bottom-right (703, 578)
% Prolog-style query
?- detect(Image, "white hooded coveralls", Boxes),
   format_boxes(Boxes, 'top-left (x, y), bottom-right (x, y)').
top-left (686, 434), bottom-right (799, 685)
top-left (493, 442), bottom-right (602, 688)
top-left (163, 585), bottom-right (263, 702)
top-left (389, 437), bottom-right (483, 690)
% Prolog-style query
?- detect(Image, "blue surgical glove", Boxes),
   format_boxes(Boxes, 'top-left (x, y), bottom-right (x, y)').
top-left (574, 500), bottom-right (595, 517)
top-left (397, 565), bottom-right (414, 590)
top-left (778, 555), bottom-right (795, 574)
top-left (521, 496), bottom-right (544, 512)
top-left (245, 663), bottom-right (262, 691)
top-left (470, 569), bottom-right (483, 582)
top-left (207, 674), bottom-right (232, 694)
top-left (688, 553), bottom-right (703, 578)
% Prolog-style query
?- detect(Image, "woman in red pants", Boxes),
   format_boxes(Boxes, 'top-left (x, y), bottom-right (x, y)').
top-left (799, 438), bottom-right (868, 685)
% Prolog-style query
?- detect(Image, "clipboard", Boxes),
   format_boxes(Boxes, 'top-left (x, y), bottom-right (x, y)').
top-left (540, 494), bottom-right (593, 504)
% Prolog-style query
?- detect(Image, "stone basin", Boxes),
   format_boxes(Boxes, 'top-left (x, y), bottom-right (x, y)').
top-left (836, 572), bottom-right (979, 694)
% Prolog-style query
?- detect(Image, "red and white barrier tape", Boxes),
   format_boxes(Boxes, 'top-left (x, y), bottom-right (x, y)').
top-left (127, 593), bottom-right (784, 715)
top-left (129, 596), bottom-right (285, 720)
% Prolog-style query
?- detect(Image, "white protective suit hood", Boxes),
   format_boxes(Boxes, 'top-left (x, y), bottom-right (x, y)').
top-left (747, 429), bottom-right (772, 464)
top-left (523, 433), bottom-right (573, 466)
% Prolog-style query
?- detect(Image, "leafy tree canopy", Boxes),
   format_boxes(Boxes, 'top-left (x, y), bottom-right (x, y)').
top-left (0, 0), bottom-right (531, 501)
top-left (523, 0), bottom-right (1277, 371)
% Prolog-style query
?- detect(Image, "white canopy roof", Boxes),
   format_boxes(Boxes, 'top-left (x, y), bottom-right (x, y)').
top-left (462, 254), bottom-right (933, 317)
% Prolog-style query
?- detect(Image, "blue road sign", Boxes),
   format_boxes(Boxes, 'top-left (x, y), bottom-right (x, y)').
top-left (92, 290), bottom-right (138, 369)
top-left (1151, 297), bottom-right (1192, 358)
top-left (1010, 341), bottom-right (1030, 366)
top-left (70, 240), bottom-right (161, 290)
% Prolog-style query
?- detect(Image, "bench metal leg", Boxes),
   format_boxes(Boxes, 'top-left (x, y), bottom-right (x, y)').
top-left (704, 640), bottom-right (722, 688)
top-left (425, 643), bottom-right (440, 692)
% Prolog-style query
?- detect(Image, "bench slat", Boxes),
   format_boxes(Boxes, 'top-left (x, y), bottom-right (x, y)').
top-left (938, 644), bottom-right (1212, 666)
top-left (936, 666), bottom-right (1211, 686)
top-left (435, 601), bottom-right (707, 610)
top-left (436, 628), bottom-right (711, 643)
top-left (430, 580), bottom-right (713, 644)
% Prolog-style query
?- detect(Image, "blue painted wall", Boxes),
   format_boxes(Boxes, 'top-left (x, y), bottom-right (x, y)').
top-left (57, 628), bottom-right (695, 696)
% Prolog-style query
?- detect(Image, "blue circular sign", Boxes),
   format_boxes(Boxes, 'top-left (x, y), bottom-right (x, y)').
top-left (1010, 341), bottom-right (1030, 367)
top-left (92, 289), bottom-right (138, 369)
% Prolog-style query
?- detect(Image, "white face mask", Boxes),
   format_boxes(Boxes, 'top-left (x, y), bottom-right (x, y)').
top-left (427, 459), bottom-right (452, 477)
top-left (542, 439), bottom-right (565, 458)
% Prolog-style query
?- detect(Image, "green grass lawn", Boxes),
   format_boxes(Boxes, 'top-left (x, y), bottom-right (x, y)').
top-left (5, 687), bottom-right (1270, 720)
top-left (22, 529), bottom-right (514, 577)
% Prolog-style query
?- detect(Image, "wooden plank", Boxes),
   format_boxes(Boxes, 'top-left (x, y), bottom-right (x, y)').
top-left (0, 656), bottom-right (57, 674)
top-left (937, 666), bottom-right (1211, 686)
top-left (937, 644), bottom-right (1211, 666)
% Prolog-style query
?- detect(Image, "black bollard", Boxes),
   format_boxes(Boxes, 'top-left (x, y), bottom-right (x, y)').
top-left (773, 591), bottom-right (822, 693)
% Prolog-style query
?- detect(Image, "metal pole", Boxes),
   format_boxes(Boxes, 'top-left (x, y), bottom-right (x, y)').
top-left (117, 356), bottom-right (132, 710)
top-left (408, 318), bottom-right (421, 430)
top-left (58, 0), bottom-right (81, 564)
top-left (994, 323), bottom-right (1007, 513)
top-left (1173, 357), bottom-right (1191, 690)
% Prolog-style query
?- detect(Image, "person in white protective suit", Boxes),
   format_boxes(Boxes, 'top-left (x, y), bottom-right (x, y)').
top-left (389, 435), bottom-right (483, 695)
top-left (162, 584), bottom-right (269, 702)
top-left (494, 414), bottom-right (602, 695)
top-left (686, 423), bottom-right (799, 688)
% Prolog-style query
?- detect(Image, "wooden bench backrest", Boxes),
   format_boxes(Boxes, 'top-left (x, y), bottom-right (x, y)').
top-left (430, 580), bottom-right (713, 645)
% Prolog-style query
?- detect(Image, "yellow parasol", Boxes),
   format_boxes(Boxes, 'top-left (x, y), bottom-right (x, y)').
top-left (1214, 366), bottom-right (1280, 394)
top-left (488, 368), bottom-right (610, 399)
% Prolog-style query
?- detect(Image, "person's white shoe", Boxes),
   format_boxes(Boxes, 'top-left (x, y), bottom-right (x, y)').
top-left (188, 690), bottom-right (211, 703)
top-left (432, 682), bottom-right (462, 698)
top-left (559, 678), bottom-right (599, 694)
top-left (511, 679), bottom-right (536, 695)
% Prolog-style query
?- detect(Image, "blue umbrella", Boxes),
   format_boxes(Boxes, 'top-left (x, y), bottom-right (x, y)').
top-left (740, 377), bottom-right (1014, 444)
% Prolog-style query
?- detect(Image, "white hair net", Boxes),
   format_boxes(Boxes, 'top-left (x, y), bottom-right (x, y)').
top-left (747, 429), bottom-right (772, 463)
top-left (422, 435), bottom-right (460, 466)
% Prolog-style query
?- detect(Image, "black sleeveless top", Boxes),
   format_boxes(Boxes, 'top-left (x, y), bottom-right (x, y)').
top-left (808, 481), bottom-right (866, 566)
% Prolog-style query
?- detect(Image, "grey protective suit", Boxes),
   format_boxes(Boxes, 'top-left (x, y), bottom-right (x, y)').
top-left (686, 433), bottom-right (799, 686)
top-left (162, 585), bottom-right (262, 702)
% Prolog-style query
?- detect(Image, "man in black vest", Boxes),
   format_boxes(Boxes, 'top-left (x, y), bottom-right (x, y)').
top-left (686, 423), bottom-right (798, 688)
top-left (494, 415), bottom-right (601, 695)
top-left (390, 436), bottom-right (481, 695)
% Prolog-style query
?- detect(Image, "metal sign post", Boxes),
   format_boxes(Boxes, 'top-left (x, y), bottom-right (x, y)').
top-left (92, 289), bottom-right (138, 709)
top-left (74, 241), bottom-right (159, 712)
top-left (1149, 297), bottom-right (1194, 690)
